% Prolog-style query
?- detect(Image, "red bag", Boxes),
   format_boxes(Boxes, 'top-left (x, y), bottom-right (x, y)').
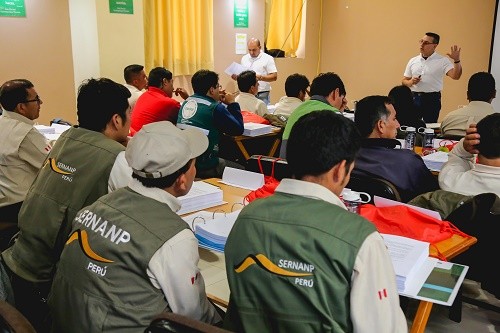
top-left (359, 204), bottom-right (471, 260)
top-left (244, 156), bottom-right (280, 203)
top-left (241, 111), bottom-right (271, 125)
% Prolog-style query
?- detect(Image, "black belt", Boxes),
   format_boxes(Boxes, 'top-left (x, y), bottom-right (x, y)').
top-left (412, 91), bottom-right (440, 96)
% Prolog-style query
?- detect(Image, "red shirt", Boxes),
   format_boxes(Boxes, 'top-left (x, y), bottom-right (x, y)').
top-left (130, 86), bottom-right (181, 134)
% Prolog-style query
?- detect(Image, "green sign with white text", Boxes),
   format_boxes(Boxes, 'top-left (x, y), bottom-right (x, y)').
top-left (0, 0), bottom-right (26, 17)
top-left (109, 0), bottom-right (133, 15)
top-left (234, 0), bottom-right (248, 28)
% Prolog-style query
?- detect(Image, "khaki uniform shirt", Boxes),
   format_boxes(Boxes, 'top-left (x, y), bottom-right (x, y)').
top-left (440, 101), bottom-right (496, 137)
top-left (0, 111), bottom-right (50, 207)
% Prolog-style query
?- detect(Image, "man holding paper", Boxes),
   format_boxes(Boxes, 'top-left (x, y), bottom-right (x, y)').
top-left (231, 38), bottom-right (277, 105)
top-left (224, 111), bottom-right (407, 333)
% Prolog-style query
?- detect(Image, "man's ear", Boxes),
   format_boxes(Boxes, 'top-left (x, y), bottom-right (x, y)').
top-left (174, 172), bottom-right (188, 193)
top-left (376, 119), bottom-right (385, 134)
top-left (331, 160), bottom-right (347, 184)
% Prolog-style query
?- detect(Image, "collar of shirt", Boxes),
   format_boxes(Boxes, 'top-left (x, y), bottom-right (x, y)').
top-left (249, 52), bottom-right (263, 62)
top-left (275, 178), bottom-right (347, 209)
top-left (309, 95), bottom-right (332, 106)
top-left (2, 110), bottom-right (34, 125)
top-left (124, 83), bottom-right (141, 93)
top-left (361, 138), bottom-right (402, 149)
top-left (420, 51), bottom-right (438, 61)
top-left (128, 177), bottom-right (182, 212)
top-left (147, 86), bottom-right (169, 97)
top-left (192, 93), bottom-right (217, 104)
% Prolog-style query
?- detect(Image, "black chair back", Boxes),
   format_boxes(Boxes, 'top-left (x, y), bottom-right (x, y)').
top-left (346, 174), bottom-right (402, 203)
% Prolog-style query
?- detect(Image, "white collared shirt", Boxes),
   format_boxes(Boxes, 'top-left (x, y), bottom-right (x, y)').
top-left (404, 52), bottom-right (454, 92)
top-left (241, 52), bottom-right (277, 93)
top-left (439, 139), bottom-right (500, 196)
top-left (124, 83), bottom-right (145, 111)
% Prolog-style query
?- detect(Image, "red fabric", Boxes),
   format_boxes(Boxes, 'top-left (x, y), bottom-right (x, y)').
top-left (130, 87), bottom-right (181, 135)
top-left (359, 204), bottom-right (471, 259)
top-left (244, 156), bottom-right (280, 203)
top-left (241, 111), bottom-right (271, 125)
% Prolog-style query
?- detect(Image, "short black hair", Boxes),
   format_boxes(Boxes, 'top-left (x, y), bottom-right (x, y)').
top-left (388, 85), bottom-right (422, 126)
top-left (124, 64), bottom-right (144, 84)
top-left (192, 69), bottom-right (219, 95)
top-left (354, 95), bottom-right (393, 138)
top-left (467, 72), bottom-right (496, 102)
top-left (309, 72), bottom-right (346, 98)
top-left (425, 32), bottom-right (440, 44)
top-left (287, 110), bottom-right (361, 180)
top-left (132, 159), bottom-right (193, 188)
top-left (77, 78), bottom-right (131, 132)
top-left (476, 113), bottom-right (500, 159)
top-left (237, 70), bottom-right (257, 93)
top-left (285, 73), bottom-right (310, 97)
top-left (148, 67), bottom-right (172, 88)
top-left (0, 79), bottom-right (34, 111)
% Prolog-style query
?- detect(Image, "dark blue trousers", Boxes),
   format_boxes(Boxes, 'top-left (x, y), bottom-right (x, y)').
top-left (412, 92), bottom-right (441, 123)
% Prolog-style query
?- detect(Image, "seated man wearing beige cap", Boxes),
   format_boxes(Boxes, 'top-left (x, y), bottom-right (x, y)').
top-left (48, 121), bottom-right (222, 332)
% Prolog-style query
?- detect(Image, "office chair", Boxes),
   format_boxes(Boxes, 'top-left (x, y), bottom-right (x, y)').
top-left (0, 300), bottom-right (36, 333)
top-left (144, 312), bottom-right (231, 333)
top-left (346, 173), bottom-right (402, 203)
top-left (245, 155), bottom-right (292, 181)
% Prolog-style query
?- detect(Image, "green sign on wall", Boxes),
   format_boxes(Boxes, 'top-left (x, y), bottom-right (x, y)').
top-left (234, 0), bottom-right (248, 28)
top-left (0, 0), bottom-right (26, 17)
top-left (109, 0), bottom-right (133, 15)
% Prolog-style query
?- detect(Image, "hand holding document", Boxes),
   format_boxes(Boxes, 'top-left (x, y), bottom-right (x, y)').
top-left (225, 62), bottom-right (248, 76)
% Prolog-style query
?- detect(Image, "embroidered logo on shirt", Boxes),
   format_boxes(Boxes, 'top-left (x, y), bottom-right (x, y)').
top-left (181, 99), bottom-right (198, 119)
top-left (44, 157), bottom-right (76, 182)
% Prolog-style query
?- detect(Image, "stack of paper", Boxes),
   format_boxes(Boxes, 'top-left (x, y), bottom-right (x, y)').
top-left (182, 210), bottom-right (241, 252)
top-left (422, 151), bottom-right (449, 171)
top-left (177, 181), bottom-right (225, 215)
top-left (381, 234), bottom-right (429, 292)
top-left (243, 122), bottom-right (274, 137)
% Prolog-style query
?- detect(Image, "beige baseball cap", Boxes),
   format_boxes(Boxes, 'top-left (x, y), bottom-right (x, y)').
top-left (126, 121), bottom-right (208, 178)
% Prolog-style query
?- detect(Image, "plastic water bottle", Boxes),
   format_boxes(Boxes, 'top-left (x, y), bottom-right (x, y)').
top-left (403, 126), bottom-right (416, 150)
top-left (418, 127), bottom-right (435, 155)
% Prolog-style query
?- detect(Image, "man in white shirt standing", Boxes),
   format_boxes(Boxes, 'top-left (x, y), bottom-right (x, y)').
top-left (124, 64), bottom-right (148, 111)
top-left (402, 32), bottom-right (462, 123)
top-left (0, 79), bottom-right (52, 223)
top-left (233, 38), bottom-right (277, 105)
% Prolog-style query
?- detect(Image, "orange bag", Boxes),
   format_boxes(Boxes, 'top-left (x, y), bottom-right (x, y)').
top-left (359, 204), bottom-right (471, 260)
top-left (244, 156), bottom-right (280, 203)
top-left (241, 111), bottom-right (271, 125)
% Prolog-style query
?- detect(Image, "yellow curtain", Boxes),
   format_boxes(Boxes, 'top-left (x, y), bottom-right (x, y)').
top-left (266, 0), bottom-right (304, 57)
top-left (143, 0), bottom-right (214, 76)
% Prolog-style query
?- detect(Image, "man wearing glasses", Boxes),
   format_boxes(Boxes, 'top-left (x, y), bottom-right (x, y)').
top-left (0, 79), bottom-right (51, 224)
top-left (402, 32), bottom-right (462, 123)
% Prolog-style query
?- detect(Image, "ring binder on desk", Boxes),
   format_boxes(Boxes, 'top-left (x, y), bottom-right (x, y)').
top-left (182, 210), bottom-right (242, 252)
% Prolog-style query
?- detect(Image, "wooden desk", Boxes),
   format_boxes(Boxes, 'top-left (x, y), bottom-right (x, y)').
top-left (223, 128), bottom-right (282, 160)
top-left (196, 179), bottom-right (477, 332)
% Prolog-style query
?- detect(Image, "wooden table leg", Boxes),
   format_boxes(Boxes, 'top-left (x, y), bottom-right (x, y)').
top-left (268, 138), bottom-right (281, 157)
top-left (410, 301), bottom-right (433, 333)
top-left (235, 140), bottom-right (251, 160)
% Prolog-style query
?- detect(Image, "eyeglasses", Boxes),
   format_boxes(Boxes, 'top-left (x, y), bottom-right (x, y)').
top-left (419, 39), bottom-right (436, 46)
top-left (24, 95), bottom-right (42, 104)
